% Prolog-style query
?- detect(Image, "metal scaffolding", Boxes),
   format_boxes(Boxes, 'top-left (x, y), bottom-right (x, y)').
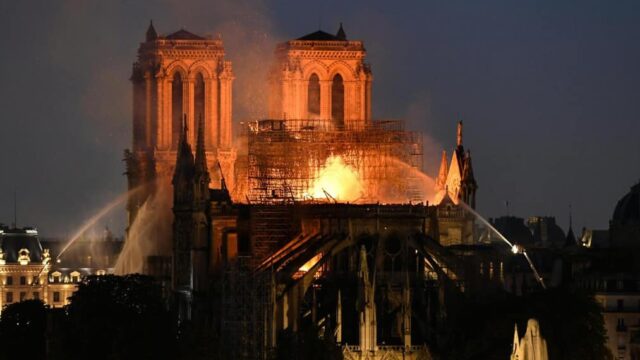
top-left (246, 119), bottom-right (424, 204)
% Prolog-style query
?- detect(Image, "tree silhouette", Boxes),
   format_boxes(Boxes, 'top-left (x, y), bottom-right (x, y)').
top-left (434, 287), bottom-right (612, 360)
top-left (63, 274), bottom-right (176, 360)
top-left (0, 299), bottom-right (47, 360)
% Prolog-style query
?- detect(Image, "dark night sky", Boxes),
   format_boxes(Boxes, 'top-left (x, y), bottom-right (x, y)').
top-left (0, 0), bottom-right (638, 238)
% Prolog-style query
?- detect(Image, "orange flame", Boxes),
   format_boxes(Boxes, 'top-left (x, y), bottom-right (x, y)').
top-left (308, 155), bottom-right (363, 202)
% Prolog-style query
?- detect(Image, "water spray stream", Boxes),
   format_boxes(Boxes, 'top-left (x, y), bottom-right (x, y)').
top-left (114, 182), bottom-right (173, 275)
top-left (458, 201), bottom-right (514, 248)
top-left (458, 200), bottom-right (546, 289)
top-left (522, 251), bottom-right (547, 289)
top-left (383, 157), bottom-right (436, 204)
top-left (56, 186), bottom-right (144, 262)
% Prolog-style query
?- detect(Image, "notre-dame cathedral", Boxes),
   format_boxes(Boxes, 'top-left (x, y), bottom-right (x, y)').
top-left (126, 22), bottom-right (481, 360)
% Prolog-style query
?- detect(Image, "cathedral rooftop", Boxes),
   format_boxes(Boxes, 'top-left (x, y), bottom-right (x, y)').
top-left (279, 24), bottom-right (364, 53)
top-left (296, 23), bottom-right (348, 41)
top-left (138, 23), bottom-right (224, 55)
top-left (297, 30), bottom-right (343, 41)
top-left (164, 28), bottom-right (206, 40)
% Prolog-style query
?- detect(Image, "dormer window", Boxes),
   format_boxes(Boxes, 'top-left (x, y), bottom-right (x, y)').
top-left (18, 248), bottom-right (30, 265)
top-left (70, 271), bottom-right (81, 283)
top-left (51, 271), bottom-right (61, 283)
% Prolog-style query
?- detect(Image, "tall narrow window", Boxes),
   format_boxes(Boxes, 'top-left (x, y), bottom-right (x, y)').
top-left (307, 73), bottom-right (320, 117)
top-left (171, 72), bottom-right (184, 149)
top-left (331, 74), bottom-right (344, 127)
top-left (194, 73), bottom-right (206, 145)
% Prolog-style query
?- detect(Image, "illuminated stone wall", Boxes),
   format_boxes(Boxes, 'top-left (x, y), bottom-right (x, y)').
top-left (128, 24), bottom-right (236, 226)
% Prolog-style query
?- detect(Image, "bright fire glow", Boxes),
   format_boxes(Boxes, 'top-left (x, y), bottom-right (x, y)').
top-left (308, 156), bottom-right (363, 202)
top-left (294, 252), bottom-right (324, 279)
top-left (299, 253), bottom-right (323, 273)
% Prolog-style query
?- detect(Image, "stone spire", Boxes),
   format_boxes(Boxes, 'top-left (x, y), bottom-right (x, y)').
top-left (565, 205), bottom-right (576, 247)
top-left (336, 22), bottom-right (347, 40)
top-left (511, 324), bottom-right (520, 357)
top-left (172, 114), bottom-right (194, 190)
top-left (358, 245), bottom-right (370, 287)
top-left (217, 162), bottom-right (227, 191)
top-left (462, 150), bottom-right (475, 183)
top-left (511, 319), bottom-right (549, 360)
top-left (460, 150), bottom-right (478, 208)
top-left (402, 260), bottom-right (412, 347)
top-left (146, 20), bottom-right (158, 42)
top-left (194, 115), bottom-right (210, 206)
top-left (171, 114), bottom-right (195, 317)
top-left (445, 150), bottom-right (462, 202)
top-left (357, 245), bottom-right (376, 351)
top-left (194, 115), bottom-right (209, 180)
top-left (455, 120), bottom-right (465, 166)
top-left (435, 150), bottom-right (449, 192)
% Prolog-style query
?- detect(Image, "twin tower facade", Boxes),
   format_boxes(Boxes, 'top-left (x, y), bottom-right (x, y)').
top-left (126, 22), bottom-right (373, 225)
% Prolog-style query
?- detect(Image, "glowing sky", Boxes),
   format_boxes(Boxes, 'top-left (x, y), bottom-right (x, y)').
top-left (0, 0), bottom-right (638, 237)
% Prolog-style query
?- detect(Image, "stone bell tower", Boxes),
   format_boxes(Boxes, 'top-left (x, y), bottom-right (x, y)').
top-left (268, 24), bottom-right (373, 129)
top-left (126, 21), bottom-right (235, 226)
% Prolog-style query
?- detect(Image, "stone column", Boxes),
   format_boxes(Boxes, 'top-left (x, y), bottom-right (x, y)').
top-left (155, 73), bottom-right (164, 149)
top-left (360, 79), bottom-right (367, 122)
top-left (219, 62), bottom-right (233, 149)
top-left (163, 79), bottom-right (173, 150)
top-left (282, 294), bottom-right (289, 330)
top-left (365, 77), bottom-right (372, 121)
top-left (206, 75), bottom-right (218, 149)
top-left (144, 71), bottom-right (153, 148)
top-left (343, 81), bottom-right (352, 123)
top-left (281, 72), bottom-right (290, 119)
top-left (403, 284), bottom-right (412, 347)
top-left (320, 80), bottom-right (331, 121)
top-left (186, 78), bottom-right (195, 145)
top-left (302, 79), bottom-right (309, 120)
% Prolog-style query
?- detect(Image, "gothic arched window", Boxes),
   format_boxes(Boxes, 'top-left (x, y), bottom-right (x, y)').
top-left (331, 74), bottom-right (344, 127)
top-left (171, 72), bottom-right (184, 149)
top-left (307, 73), bottom-right (320, 117)
top-left (194, 73), bottom-right (206, 145)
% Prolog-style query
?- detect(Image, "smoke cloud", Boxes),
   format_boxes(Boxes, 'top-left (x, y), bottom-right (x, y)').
top-left (0, 0), bottom-right (638, 240)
